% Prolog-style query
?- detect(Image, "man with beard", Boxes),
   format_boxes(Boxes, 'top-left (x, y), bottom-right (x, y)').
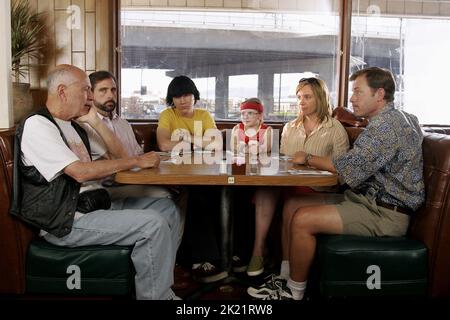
top-left (85, 71), bottom-right (186, 245)
top-left (88, 71), bottom-right (146, 160)
top-left (85, 71), bottom-right (169, 196)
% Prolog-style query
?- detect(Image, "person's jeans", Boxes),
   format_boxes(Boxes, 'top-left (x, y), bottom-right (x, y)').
top-left (44, 197), bottom-right (180, 300)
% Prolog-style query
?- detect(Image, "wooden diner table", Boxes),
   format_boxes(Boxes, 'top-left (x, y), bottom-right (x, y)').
top-left (115, 153), bottom-right (338, 270)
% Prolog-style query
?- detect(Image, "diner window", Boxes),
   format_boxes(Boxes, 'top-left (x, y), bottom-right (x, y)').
top-left (228, 74), bottom-right (258, 118)
top-left (351, 0), bottom-right (450, 125)
top-left (193, 77), bottom-right (216, 114)
top-left (273, 72), bottom-right (318, 120)
top-left (120, 1), bottom-right (340, 121)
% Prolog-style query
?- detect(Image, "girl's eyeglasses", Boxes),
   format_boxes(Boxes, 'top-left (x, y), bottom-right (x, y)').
top-left (240, 111), bottom-right (259, 117)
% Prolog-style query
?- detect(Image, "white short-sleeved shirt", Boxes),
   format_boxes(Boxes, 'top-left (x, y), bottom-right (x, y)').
top-left (21, 115), bottom-right (107, 183)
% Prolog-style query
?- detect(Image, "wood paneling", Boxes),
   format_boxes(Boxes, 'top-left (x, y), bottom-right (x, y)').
top-left (22, 0), bottom-right (114, 94)
top-left (86, 12), bottom-right (96, 71)
top-left (72, 52), bottom-right (85, 70)
top-left (96, 0), bottom-right (113, 72)
top-left (54, 0), bottom-right (70, 10)
top-left (37, 0), bottom-right (55, 88)
top-left (86, 0), bottom-right (96, 11)
top-left (54, 10), bottom-right (72, 65)
top-left (71, 0), bottom-right (86, 52)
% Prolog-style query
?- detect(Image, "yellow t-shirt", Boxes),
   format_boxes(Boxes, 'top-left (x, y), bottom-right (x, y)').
top-left (158, 108), bottom-right (216, 136)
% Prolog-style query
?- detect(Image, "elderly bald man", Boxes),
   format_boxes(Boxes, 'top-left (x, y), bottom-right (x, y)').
top-left (10, 64), bottom-right (181, 300)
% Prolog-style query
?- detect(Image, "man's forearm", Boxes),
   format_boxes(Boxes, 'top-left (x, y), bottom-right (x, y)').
top-left (308, 155), bottom-right (337, 173)
top-left (65, 157), bottom-right (138, 183)
top-left (90, 119), bottom-right (128, 159)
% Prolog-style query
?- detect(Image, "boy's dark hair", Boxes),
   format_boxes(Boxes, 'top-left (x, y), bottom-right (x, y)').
top-left (166, 75), bottom-right (200, 106)
top-left (350, 67), bottom-right (396, 103)
top-left (89, 71), bottom-right (117, 90)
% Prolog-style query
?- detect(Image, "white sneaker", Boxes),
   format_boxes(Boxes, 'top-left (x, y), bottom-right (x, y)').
top-left (263, 283), bottom-right (294, 300)
top-left (247, 274), bottom-right (286, 299)
top-left (166, 289), bottom-right (182, 300)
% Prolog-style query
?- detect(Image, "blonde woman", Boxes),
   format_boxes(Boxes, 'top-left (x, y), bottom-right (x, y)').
top-left (247, 77), bottom-right (349, 284)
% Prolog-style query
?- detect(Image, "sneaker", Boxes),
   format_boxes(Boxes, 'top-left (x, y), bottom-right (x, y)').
top-left (232, 256), bottom-right (247, 273)
top-left (246, 256), bottom-right (264, 276)
top-left (166, 289), bottom-right (182, 300)
top-left (192, 262), bottom-right (228, 283)
top-left (247, 274), bottom-right (286, 298)
top-left (263, 282), bottom-right (294, 300)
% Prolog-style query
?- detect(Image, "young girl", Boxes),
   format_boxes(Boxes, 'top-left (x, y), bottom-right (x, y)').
top-left (230, 98), bottom-right (272, 155)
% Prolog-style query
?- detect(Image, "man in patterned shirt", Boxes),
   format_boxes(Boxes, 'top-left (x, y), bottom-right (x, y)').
top-left (261, 67), bottom-right (425, 300)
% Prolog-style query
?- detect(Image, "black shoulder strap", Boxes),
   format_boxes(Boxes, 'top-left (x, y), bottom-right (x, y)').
top-left (71, 121), bottom-right (92, 160)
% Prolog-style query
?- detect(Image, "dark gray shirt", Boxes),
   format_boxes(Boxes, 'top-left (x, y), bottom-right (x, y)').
top-left (333, 104), bottom-right (425, 210)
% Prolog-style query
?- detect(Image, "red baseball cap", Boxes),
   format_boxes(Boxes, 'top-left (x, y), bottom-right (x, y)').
top-left (240, 100), bottom-right (264, 113)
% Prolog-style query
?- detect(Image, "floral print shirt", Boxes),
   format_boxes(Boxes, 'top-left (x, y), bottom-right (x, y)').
top-left (333, 104), bottom-right (425, 210)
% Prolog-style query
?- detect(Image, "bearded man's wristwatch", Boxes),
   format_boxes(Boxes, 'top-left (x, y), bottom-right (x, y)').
top-left (304, 153), bottom-right (312, 166)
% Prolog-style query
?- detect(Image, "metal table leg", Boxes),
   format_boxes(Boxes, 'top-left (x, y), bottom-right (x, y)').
top-left (220, 186), bottom-right (233, 271)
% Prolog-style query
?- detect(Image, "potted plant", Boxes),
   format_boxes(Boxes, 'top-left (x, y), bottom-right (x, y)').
top-left (10, 0), bottom-right (45, 124)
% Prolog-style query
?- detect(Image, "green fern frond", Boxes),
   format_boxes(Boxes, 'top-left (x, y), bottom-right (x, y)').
top-left (11, 0), bottom-right (45, 82)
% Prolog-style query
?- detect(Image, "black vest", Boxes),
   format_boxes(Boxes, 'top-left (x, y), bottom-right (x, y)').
top-left (10, 107), bottom-right (91, 237)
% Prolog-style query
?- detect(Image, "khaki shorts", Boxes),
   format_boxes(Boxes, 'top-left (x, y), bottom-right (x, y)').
top-left (335, 190), bottom-right (410, 237)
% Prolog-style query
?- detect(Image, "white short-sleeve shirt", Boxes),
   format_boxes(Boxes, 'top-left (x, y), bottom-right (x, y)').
top-left (21, 115), bottom-right (107, 183)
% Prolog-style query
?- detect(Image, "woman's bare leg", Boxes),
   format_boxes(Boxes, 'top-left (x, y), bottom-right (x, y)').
top-left (252, 187), bottom-right (281, 257)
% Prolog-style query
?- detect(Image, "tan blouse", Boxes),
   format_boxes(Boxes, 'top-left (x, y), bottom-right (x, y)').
top-left (280, 116), bottom-right (349, 159)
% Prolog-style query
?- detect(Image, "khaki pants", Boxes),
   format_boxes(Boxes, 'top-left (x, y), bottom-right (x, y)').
top-left (335, 190), bottom-right (410, 237)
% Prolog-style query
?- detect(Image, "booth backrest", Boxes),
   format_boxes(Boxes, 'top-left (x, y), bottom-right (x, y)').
top-left (410, 132), bottom-right (450, 297)
top-left (0, 124), bottom-right (449, 297)
top-left (0, 128), bottom-right (36, 294)
top-left (131, 123), bottom-right (158, 153)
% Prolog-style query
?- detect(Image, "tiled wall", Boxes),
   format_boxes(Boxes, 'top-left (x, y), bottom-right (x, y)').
top-left (354, 0), bottom-right (450, 15)
top-left (121, 0), bottom-right (340, 11)
top-left (21, 0), bottom-right (114, 89)
top-left (121, 0), bottom-right (450, 16)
